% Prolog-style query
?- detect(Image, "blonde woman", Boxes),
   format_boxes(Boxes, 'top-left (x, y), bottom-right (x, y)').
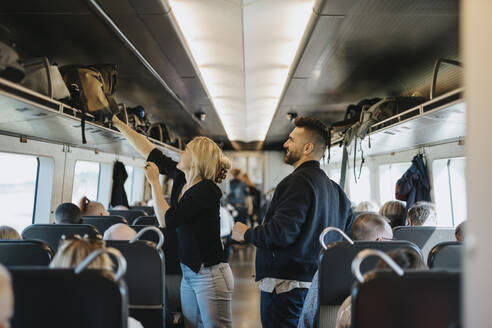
top-left (112, 117), bottom-right (234, 328)
top-left (49, 236), bottom-right (144, 328)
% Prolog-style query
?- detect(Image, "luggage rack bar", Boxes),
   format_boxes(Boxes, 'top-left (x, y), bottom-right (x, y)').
top-left (329, 88), bottom-right (465, 158)
top-left (0, 77), bottom-right (180, 159)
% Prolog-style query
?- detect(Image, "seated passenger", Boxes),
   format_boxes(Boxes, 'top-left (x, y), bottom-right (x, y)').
top-left (351, 213), bottom-right (393, 241)
top-left (297, 213), bottom-right (392, 328)
top-left (455, 221), bottom-right (466, 242)
top-left (103, 223), bottom-right (137, 241)
top-left (336, 249), bottom-right (427, 328)
top-left (379, 200), bottom-right (406, 228)
top-left (0, 264), bottom-right (13, 328)
top-left (54, 203), bottom-right (82, 224)
top-left (0, 226), bottom-right (20, 240)
top-left (407, 201), bottom-right (437, 226)
top-left (112, 205), bottom-right (129, 211)
top-left (354, 201), bottom-right (379, 213)
top-left (50, 236), bottom-right (143, 328)
top-left (79, 196), bottom-right (109, 216)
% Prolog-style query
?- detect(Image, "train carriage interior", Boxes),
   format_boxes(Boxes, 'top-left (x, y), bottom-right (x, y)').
top-left (0, 0), bottom-right (490, 327)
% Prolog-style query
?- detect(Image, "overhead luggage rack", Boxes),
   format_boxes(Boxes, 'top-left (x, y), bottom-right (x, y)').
top-left (330, 88), bottom-right (465, 158)
top-left (0, 76), bottom-right (180, 159)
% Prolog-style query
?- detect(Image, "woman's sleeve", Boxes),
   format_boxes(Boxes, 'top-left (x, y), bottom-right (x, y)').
top-left (147, 148), bottom-right (179, 177)
top-left (165, 183), bottom-right (218, 228)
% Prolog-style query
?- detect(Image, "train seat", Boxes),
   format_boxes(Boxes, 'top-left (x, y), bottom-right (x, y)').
top-left (318, 240), bottom-right (422, 328)
top-left (21, 224), bottom-right (101, 252)
top-left (392, 226), bottom-right (456, 261)
top-left (106, 229), bottom-right (166, 328)
top-left (9, 267), bottom-right (128, 328)
top-left (82, 215), bottom-right (128, 234)
top-left (133, 216), bottom-right (158, 226)
top-left (351, 270), bottom-right (461, 327)
top-left (427, 241), bottom-right (462, 270)
top-left (109, 210), bottom-right (147, 222)
top-left (0, 240), bottom-right (53, 266)
top-left (132, 206), bottom-right (155, 216)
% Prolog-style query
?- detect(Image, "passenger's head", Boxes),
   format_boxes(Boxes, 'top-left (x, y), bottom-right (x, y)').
top-left (230, 168), bottom-right (241, 179)
top-left (177, 136), bottom-right (231, 184)
top-left (103, 224), bottom-right (137, 241)
top-left (0, 226), bottom-right (20, 240)
top-left (407, 202), bottom-right (437, 226)
top-left (355, 201), bottom-right (379, 213)
top-left (455, 221), bottom-right (466, 242)
top-left (79, 196), bottom-right (109, 216)
top-left (54, 203), bottom-right (82, 224)
top-left (50, 236), bottom-right (112, 276)
top-left (0, 264), bottom-right (13, 328)
top-left (351, 213), bottom-right (393, 241)
top-left (376, 249), bottom-right (427, 270)
top-left (283, 117), bottom-right (328, 167)
top-left (379, 201), bottom-right (406, 228)
top-left (112, 205), bottom-right (129, 210)
top-left (241, 173), bottom-right (255, 188)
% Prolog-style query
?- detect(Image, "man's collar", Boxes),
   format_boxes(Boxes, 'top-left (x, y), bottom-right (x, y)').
top-left (294, 160), bottom-right (320, 171)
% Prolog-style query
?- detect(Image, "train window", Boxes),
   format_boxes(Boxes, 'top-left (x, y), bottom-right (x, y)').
top-left (379, 162), bottom-right (411, 204)
top-left (72, 161), bottom-right (101, 204)
top-left (433, 157), bottom-right (467, 227)
top-left (348, 166), bottom-right (371, 205)
top-left (0, 152), bottom-right (38, 232)
top-left (329, 168), bottom-right (341, 185)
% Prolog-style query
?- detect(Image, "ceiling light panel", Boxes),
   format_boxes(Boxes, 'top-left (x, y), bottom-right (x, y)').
top-left (169, 0), bottom-right (314, 142)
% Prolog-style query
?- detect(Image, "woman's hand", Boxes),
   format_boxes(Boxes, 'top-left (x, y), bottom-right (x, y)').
top-left (144, 162), bottom-right (160, 185)
top-left (112, 115), bottom-right (124, 129)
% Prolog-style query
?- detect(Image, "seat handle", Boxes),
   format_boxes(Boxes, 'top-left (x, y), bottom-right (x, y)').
top-left (319, 227), bottom-right (354, 250)
top-left (130, 226), bottom-right (164, 251)
top-left (75, 247), bottom-right (127, 282)
top-left (351, 249), bottom-right (404, 283)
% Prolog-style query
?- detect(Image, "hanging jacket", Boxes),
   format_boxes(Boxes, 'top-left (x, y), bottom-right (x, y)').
top-left (395, 154), bottom-right (431, 213)
top-left (110, 160), bottom-right (130, 208)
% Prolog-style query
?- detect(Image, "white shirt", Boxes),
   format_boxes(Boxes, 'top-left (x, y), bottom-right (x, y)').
top-left (259, 278), bottom-right (311, 294)
top-left (220, 206), bottom-right (235, 237)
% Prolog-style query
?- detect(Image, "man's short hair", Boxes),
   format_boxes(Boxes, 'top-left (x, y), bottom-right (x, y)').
top-left (351, 213), bottom-right (392, 241)
top-left (379, 201), bottom-right (406, 227)
top-left (294, 117), bottom-right (329, 157)
top-left (54, 203), bottom-right (82, 224)
top-left (407, 202), bottom-right (437, 226)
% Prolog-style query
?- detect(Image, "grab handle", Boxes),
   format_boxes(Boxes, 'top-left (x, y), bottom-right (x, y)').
top-left (75, 247), bottom-right (127, 282)
top-left (319, 227), bottom-right (354, 250)
top-left (430, 58), bottom-right (463, 99)
top-left (130, 226), bottom-right (164, 251)
top-left (351, 249), bottom-right (404, 283)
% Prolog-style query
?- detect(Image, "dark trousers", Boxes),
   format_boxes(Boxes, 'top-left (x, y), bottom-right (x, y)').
top-left (260, 288), bottom-right (308, 328)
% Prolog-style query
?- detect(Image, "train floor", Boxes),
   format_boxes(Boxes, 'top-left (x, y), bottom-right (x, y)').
top-left (229, 244), bottom-right (261, 328)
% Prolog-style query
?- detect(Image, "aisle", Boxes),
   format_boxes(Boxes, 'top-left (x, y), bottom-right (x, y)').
top-left (229, 244), bottom-right (261, 328)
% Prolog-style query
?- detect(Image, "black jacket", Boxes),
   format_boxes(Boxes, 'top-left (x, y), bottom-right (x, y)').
top-left (396, 154), bottom-right (431, 213)
top-left (110, 160), bottom-right (130, 208)
top-left (244, 161), bottom-right (354, 282)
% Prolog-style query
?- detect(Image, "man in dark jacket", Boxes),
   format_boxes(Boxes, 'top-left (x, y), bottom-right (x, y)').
top-left (232, 117), bottom-right (354, 327)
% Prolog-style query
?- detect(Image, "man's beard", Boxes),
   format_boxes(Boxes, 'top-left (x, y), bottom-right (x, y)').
top-left (284, 149), bottom-right (300, 165)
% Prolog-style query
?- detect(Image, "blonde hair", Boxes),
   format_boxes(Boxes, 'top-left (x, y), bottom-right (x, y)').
top-left (50, 237), bottom-right (113, 278)
top-left (242, 173), bottom-right (255, 188)
top-left (0, 264), bottom-right (13, 326)
top-left (379, 200), bottom-right (406, 227)
top-left (185, 137), bottom-right (231, 185)
top-left (0, 226), bottom-right (21, 240)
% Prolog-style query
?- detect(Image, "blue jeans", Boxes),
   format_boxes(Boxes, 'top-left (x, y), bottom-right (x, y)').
top-left (261, 288), bottom-right (309, 328)
top-left (180, 263), bottom-right (234, 328)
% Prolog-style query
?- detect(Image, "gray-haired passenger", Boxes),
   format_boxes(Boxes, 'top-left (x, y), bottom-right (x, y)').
top-left (407, 202), bottom-right (437, 226)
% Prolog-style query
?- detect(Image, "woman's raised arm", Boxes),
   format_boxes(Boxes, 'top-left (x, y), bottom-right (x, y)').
top-left (113, 116), bottom-right (155, 159)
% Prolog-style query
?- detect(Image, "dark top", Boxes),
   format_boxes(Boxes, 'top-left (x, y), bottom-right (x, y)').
top-left (244, 160), bottom-right (355, 282)
top-left (147, 148), bottom-right (224, 272)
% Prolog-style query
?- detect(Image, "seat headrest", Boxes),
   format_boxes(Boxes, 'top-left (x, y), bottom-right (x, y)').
top-left (428, 241), bottom-right (462, 269)
top-left (392, 227), bottom-right (456, 261)
top-left (9, 267), bottom-right (128, 328)
top-left (319, 240), bottom-right (422, 305)
top-left (0, 240), bottom-right (53, 266)
top-left (82, 216), bottom-right (128, 234)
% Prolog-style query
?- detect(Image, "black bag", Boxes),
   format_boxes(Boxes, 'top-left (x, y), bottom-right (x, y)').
top-left (60, 64), bottom-right (119, 144)
top-left (149, 123), bottom-right (172, 144)
top-left (127, 106), bottom-right (151, 136)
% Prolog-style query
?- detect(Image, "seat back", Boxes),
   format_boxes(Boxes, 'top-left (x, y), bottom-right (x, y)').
top-left (318, 241), bottom-right (422, 328)
top-left (392, 226), bottom-right (456, 261)
top-left (82, 216), bottom-right (128, 234)
top-left (0, 240), bottom-right (53, 266)
top-left (109, 210), bottom-right (146, 223)
top-left (133, 216), bottom-right (158, 226)
top-left (21, 224), bottom-right (101, 252)
top-left (352, 271), bottom-right (461, 328)
top-left (106, 240), bottom-right (165, 328)
top-left (428, 241), bottom-right (462, 270)
top-left (9, 267), bottom-right (129, 328)
top-left (132, 206), bottom-right (154, 216)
